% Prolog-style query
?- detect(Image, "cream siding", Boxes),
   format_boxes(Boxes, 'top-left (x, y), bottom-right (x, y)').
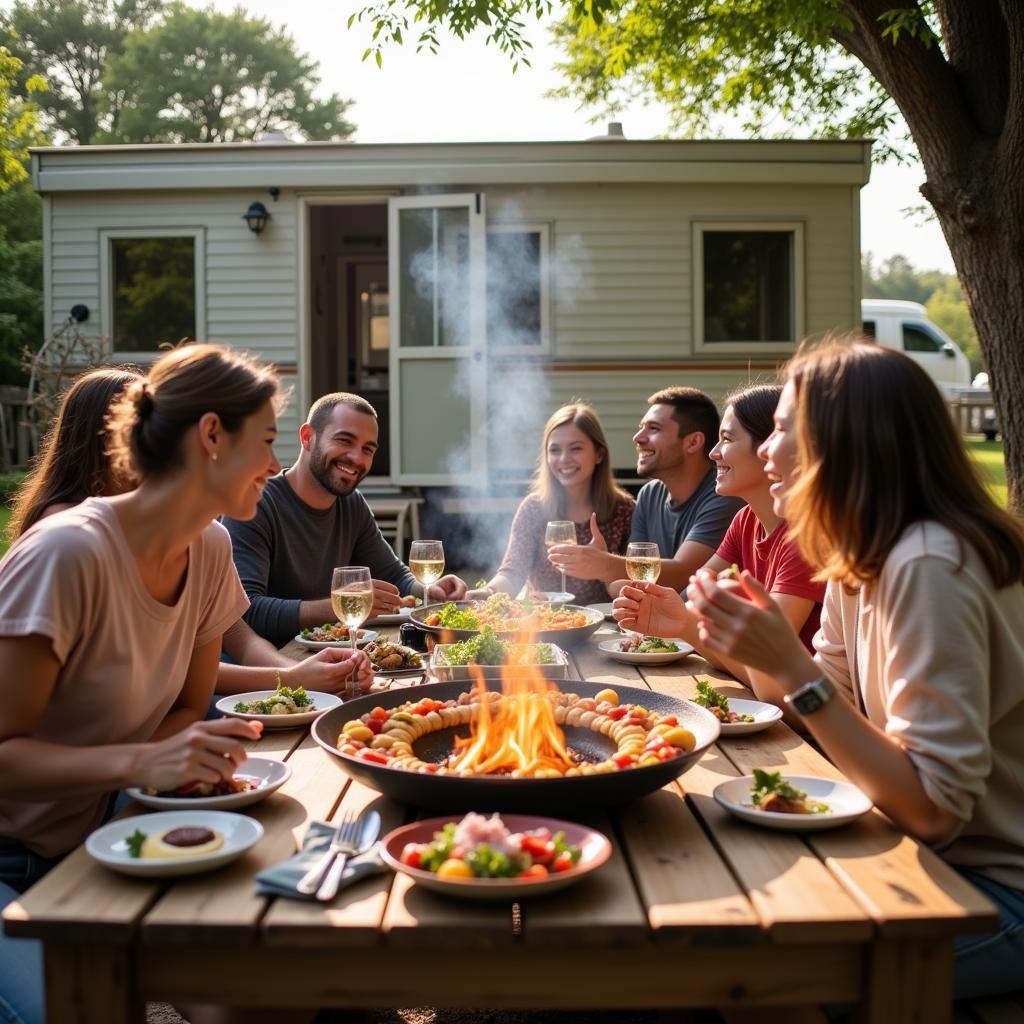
top-left (47, 190), bottom-right (303, 459)
top-left (38, 140), bottom-right (868, 478)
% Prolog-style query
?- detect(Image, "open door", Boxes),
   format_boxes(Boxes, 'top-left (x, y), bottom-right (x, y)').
top-left (388, 193), bottom-right (487, 485)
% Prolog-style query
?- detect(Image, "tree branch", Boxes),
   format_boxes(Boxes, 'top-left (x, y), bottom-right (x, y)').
top-left (995, 0), bottom-right (1024, 165)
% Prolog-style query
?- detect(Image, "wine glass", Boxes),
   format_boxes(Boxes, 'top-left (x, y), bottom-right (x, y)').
top-left (331, 566), bottom-right (373, 697)
top-left (625, 542), bottom-right (661, 583)
top-left (545, 520), bottom-right (577, 603)
top-left (408, 539), bottom-right (445, 606)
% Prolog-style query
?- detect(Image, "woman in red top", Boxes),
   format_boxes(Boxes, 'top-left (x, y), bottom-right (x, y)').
top-left (614, 383), bottom-right (824, 696)
top-left (472, 402), bottom-right (635, 605)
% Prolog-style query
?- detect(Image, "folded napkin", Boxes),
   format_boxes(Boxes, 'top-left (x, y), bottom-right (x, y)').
top-left (255, 820), bottom-right (388, 900)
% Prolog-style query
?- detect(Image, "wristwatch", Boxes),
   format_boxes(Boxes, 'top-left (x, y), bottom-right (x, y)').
top-left (784, 676), bottom-right (836, 716)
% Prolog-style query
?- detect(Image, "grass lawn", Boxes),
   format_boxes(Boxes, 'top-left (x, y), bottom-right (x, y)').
top-left (966, 439), bottom-right (1008, 507)
top-left (0, 506), bottom-right (9, 557)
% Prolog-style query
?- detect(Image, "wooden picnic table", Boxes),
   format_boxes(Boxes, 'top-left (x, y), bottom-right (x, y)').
top-left (3, 619), bottom-right (997, 1023)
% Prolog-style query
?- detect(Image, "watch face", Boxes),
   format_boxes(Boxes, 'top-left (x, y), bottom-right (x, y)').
top-left (795, 690), bottom-right (824, 715)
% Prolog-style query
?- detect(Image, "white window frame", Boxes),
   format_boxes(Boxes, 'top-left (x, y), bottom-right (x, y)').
top-left (100, 227), bottom-right (206, 361)
top-left (692, 220), bottom-right (804, 355)
top-left (486, 222), bottom-right (551, 354)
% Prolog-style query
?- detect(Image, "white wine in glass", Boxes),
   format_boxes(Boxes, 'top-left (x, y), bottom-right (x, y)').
top-left (409, 539), bottom-right (444, 605)
top-left (545, 520), bottom-right (577, 602)
top-left (330, 565), bottom-right (373, 696)
top-left (625, 542), bottom-right (661, 583)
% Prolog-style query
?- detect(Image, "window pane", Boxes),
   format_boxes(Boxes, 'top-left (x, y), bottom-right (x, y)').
top-left (112, 237), bottom-right (195, 352)
top-left (862, 320), bottom-right (876, 338)
top-left (703, 231), bottom-right (792, 342)
top-left (397, 206), bottom-right (470, 348)
top-left (903, 324), bottom-right (941, 352)
top-left (487, 230), bottom-right (541, 346)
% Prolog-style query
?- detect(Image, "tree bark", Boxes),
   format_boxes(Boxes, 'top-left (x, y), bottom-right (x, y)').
top-left (837, 0), bottom-right (1024, 513)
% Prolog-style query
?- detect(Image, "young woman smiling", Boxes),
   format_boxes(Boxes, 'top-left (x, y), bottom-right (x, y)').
top-left (686, 343), bottom-right (1024, 1000)
top-left (0, 344), bottom-right (287, 1024)
top-left (471, 402), bottom-right (634, 605)
top-left (614, 384), bottom-right (824, 703)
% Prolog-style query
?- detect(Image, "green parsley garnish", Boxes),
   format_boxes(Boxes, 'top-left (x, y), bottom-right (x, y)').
top-left (436, 603), bottom-right (481, 629)
top-left (694, 679), bottom-right (729, 711)
top-left (125, 829), bottom-right (147, 858)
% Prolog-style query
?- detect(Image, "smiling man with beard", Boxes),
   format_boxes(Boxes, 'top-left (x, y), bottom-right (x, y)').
top-left (549, 387), bottom-right (743, 592)
top-left (223, 393), bottom-right (467, 646)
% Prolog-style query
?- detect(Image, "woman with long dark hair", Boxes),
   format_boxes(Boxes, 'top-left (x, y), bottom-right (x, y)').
top-left (614, 383), bottom-right (824, 703)
top-left (471, 401), bottom-right (634, 604)
top-left (681, 343), bottom-right (1024, 999)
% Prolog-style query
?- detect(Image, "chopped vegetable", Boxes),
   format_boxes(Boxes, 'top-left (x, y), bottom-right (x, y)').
top-left (125, 829), bottom-right (147, 858)
top-left (439, 627), bottom-right (555, 667)
top-left (750, 769), bottom-right (829, 814)
top-left (693, 679), bottom-right (755, 723)
top-left (234, 683), bottom-right (312, 716)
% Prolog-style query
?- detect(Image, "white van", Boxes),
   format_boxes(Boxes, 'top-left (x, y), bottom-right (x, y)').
top-left (861, 299), bottom-right (972, 390)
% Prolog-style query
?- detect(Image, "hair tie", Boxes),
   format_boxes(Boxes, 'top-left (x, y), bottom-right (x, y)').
top-left (136, 382), bottom-right (155, 419)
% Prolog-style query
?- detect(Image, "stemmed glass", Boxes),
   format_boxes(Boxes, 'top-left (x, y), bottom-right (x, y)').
top-left (625, 542), bottom-right (661, 583)
top-left (545, 520), bottom-right (577, 603)
top-left (331, 566), bottom-right (373, 697)
top-left (408, 539), bottom-right (445, 606)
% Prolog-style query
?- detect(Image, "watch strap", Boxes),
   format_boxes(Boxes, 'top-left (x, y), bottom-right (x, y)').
top-left (785, 675), bottom-right (836, 716)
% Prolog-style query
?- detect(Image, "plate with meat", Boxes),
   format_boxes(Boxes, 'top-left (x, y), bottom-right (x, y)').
top-left (125, 757), bottom-right (291, 810)
top-left (295, 625), bottom-right (380, 651)
top-left (713, 771), bottom-right (873, 831)
top-left (598, 635), bottom-right (694, 665)
top-left (692, 680), bottom-right (783, 735)
top-left (364, 638), bottom-right (426, 677)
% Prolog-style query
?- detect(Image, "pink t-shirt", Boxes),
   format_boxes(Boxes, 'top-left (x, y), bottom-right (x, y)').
top-left (0, 498), bottom-right (248, 857)
top-left (715, 505), bottom-right (825, 651)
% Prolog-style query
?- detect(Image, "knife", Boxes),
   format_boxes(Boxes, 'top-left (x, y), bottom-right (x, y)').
top-left (315, 810), bottom-right (382, 902)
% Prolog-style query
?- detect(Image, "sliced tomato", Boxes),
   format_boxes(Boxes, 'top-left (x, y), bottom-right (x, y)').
top-left (657, 746), bottom-right (678, 761)
top-left (366, 718), bottom-right (383, 734)
top-left (520, 835), bottom-right (556, 865)
top-left (612, 752), bottom-right (635, 768)
top-left (369, 706), bottom-right (388, 720)
top-left (552, 851), bottom-right (575, 873)
top-left (356, 749), bottom-right (389, 765)
top-left (400, 845), bottom-right (424, 869)
top-left (518, 864), bottom-right (549, 879)
top-left (607, 705), bottom-right (629, 721)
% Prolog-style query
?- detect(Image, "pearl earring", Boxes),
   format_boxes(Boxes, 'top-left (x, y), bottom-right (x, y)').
top-left (211, 453), bottom-right (218, 462)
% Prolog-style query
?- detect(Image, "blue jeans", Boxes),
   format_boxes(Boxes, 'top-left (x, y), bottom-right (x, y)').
top-left (954, 869), bottom-right (1024, 1000)
top-left (0, 845), bottom-right (62, 1024)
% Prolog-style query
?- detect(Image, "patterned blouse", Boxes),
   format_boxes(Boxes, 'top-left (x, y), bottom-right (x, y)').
top-left (495, 494), bottom-right (636, 605)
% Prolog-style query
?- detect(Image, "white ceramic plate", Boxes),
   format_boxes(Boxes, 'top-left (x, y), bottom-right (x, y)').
top-left (532, 591), bottom-right (575, 604)
top-left (713, 698), bottom-right (784, 736)
top-left (598, 638), bottom-right (695, 665)
top-left (366, 607), bottom-right (414, 626)
top-left (86, 810), bottom-right (264, 878)
top-left (215, 690), bottom-right (342, 728)
top-left (293, 628), bottom-right (379, 651)
top-left (125, 757), bottom-right (291, 810)
top-left (589, 602), bottom-right (616, 621)
top-left (713, 775), bottom-right (873, 831)
top-left (381, 815), bottom-right (612, 901)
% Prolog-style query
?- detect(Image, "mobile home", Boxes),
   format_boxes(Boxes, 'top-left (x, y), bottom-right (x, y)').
top-left (32, 135), bottom-right (870, 500)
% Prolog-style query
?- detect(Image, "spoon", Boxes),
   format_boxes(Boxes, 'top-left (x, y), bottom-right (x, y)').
top-left (315, 809), bottom-right (382, 902)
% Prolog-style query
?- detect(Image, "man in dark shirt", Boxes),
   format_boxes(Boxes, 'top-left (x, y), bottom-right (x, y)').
top-left (224, 393), bottom-right (467, 646)
top-left (549, 386), bottom-right (743, 592)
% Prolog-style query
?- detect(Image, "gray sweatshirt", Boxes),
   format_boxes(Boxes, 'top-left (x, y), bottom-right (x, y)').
top-left (223, 472), bottom-right (416, 646)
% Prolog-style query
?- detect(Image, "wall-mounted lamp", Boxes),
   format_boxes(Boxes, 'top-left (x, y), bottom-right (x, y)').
top-left (70, 303), bottom-right (90, 323)
top-left (242, 201), bottom-right (271, 236)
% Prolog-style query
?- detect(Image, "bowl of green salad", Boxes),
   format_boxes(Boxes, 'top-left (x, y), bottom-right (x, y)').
top-left (430, 627), bottom-right (569, 681)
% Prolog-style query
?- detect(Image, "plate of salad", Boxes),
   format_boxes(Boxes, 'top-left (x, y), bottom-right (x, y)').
top-left (381, 812), bottom-right (612, 900)
top-left (713, 770), bottom-right (873, 831)
top-left (429, 627), bottom-right (569, 681)
top-left (215, 684), bottom-right (341, 728)
top-left (692, 679), bottom-right (783, 735)
top-left (598, 635), bottom-right (694, 665)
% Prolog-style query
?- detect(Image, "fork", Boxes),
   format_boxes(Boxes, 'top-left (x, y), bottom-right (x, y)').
top-left (296, 813), bottom-right (359, 896)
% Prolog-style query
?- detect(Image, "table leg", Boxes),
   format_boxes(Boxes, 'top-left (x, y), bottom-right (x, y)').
top-left (855, 937), bottom-right (952, 1024)
top-left (45, 943), bottom-right (143, 1024)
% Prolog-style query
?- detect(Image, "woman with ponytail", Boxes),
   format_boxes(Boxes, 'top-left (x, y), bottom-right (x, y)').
top-left (0, 344), bottom-right (287, 1024)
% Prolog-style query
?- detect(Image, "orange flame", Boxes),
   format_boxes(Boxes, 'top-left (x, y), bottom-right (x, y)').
top-left (449, 647), bottom-right (575, 777)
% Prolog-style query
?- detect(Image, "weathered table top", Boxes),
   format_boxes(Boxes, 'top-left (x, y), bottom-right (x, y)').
top-left (3, 621), bottom-right (997, 1023)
